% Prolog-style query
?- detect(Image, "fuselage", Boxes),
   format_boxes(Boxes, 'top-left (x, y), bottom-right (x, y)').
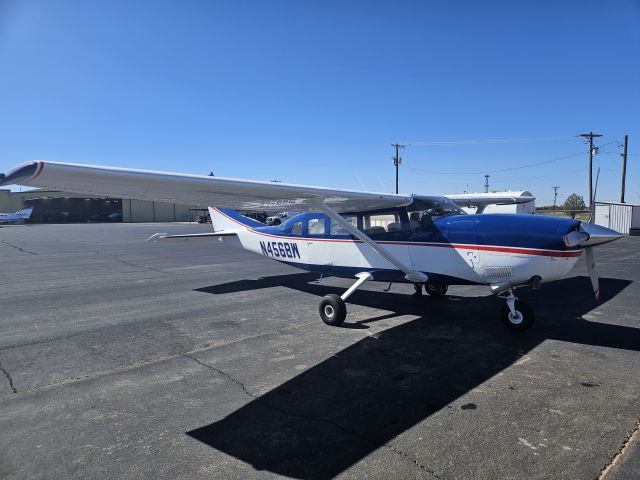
top-left (212, 207), bottom-right (583, 287)
top-left (0, 208), bottom-right (33, 224)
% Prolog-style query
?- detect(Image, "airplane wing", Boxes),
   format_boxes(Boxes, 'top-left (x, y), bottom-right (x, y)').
top-left (445, 193), bottom-right (535, 212)
top-left (0, 161), bottom-right (412, 214)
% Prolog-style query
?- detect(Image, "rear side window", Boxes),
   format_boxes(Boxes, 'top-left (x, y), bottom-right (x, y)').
top-left (308, 218), bottom-right (325, 235)
top-left (330, 215), bottom-right (357, 236)
top-left (362, 211), bottom-right (401, 235)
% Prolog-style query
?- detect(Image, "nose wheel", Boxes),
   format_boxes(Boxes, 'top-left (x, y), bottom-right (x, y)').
top-left (318, 272), bottom-right (373, 326)
top-left (500, 290), bottom-right (534, 331)
top-left (319, 294), bottom-right (347, 326)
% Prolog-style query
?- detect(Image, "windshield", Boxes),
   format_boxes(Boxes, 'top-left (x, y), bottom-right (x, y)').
top-left (408, 196), bottom-right (465, 224)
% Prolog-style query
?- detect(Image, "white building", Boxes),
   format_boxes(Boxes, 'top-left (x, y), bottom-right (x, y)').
top-left (594, 201), bottom-right (640, 235)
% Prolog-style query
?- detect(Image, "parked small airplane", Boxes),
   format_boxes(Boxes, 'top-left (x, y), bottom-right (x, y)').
top-left (0, 207), bottom-right (33, 224)
top-left (0, 161), bottom-right (622, 330)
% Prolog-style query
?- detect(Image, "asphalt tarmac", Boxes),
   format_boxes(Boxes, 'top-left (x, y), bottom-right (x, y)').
top-left (0, 222), bottom-right (639, 479)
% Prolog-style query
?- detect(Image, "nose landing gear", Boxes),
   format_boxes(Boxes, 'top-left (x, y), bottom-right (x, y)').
top-left (499, 289), bottom-right (534, 331)
top-left (318, 272), bottom-right (373, 326)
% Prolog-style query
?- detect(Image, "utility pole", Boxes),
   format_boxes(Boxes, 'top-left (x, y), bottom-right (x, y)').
top-left (578, 132), bottom-right (602, 208)
top-left (391, 143), bottom-right (405, 194)
top-left (621, 134), bottom-right (629, 203)
top-left (552, 186), bottom-right (559, 215)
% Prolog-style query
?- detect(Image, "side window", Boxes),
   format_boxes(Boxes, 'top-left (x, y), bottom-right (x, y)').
top-left (291, 221), bottom-right (302, 235)
top-left (308, 218), bottom-right (325, 235)
top-left (362, 212), bottom-right (401, 235)
top-left (408, 210), bottom-right (446, 242)
top-left (330, 215), bottom-right (357, 236)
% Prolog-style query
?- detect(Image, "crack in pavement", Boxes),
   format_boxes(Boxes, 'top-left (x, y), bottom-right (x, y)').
top-left (0, 325), bottom-right (307, 399)
top-left (0, 239), bottom-right (38, 255)
top-left (111, 255), bottom-right (171, 275)
top-left (181, 352), bottom-right (441, 479)
top-left (598, 418), bottom-right (640, 479)
top-left (0, 360), bottom-right (17, 393)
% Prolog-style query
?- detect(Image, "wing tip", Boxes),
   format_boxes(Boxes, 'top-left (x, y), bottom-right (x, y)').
top-left (0, 161), bottom-right (42, 186)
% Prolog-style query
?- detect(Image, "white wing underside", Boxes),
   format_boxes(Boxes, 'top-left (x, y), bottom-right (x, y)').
top-left (445, 193), bottom-right (535, 208)
top-left (1, 161), bottom-right (412, 213)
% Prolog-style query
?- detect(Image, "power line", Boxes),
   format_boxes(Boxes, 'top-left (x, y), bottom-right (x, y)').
top-left (404, 136), bottom-right (575, 146)
top-left (402, 149), bottom-right (587, 175)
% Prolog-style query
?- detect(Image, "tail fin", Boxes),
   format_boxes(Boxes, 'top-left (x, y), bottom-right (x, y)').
top-left (16, 208), bottom-right (33, 219)
top-left (207, 207), bottom-right (263, 232)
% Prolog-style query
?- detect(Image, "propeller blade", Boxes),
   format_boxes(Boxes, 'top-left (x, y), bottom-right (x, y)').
top-left (585, 247), bottom-right (599, 300)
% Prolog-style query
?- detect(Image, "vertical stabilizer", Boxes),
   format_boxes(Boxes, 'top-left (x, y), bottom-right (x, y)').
top-left (207, 207), bottom-right (263, 232)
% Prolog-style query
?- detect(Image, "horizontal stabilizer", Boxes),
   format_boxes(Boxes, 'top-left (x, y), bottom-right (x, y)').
top-left (146, 231), bottom-right (238, 243)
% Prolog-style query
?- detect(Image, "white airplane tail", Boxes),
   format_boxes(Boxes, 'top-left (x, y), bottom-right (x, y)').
top-left (16, 207), bottom-right (33, 219)
top-left (208, 207), bottom-right (263, 233)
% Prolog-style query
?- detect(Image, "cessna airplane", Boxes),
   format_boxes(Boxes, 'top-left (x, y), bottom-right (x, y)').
top-left (0, 207), bottom-right (33, 224)
top-left (0, 160), bottom-right (622, 330)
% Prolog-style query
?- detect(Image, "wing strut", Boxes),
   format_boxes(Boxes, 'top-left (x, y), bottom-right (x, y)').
top-left (313, 199), bottom-right (428, 283)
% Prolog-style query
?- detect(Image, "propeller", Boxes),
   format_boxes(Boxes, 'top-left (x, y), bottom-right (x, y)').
top-left (585, 246), bottom-right (599, 300)
top-left (585, 167), bottom-right (601, 300)
top-left (560, 169), bottom-right (622, 300)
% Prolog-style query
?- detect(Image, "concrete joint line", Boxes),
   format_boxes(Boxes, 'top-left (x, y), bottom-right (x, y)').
top-left (0, 239), bottom-right (37, 255)
top-left (598, 418), bottom-right (640, 479)
top-left (112, 255), bottom-right (171, 275)
top-left (181, 353), bottom-right (441, 478)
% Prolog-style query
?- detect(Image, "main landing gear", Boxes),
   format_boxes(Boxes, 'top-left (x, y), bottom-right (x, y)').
top-left (319, 272), bottom-right (373, 326)
top-left (412, 283), bottom-right (448, 297)
top-left (499, 289), bottom-right (534, 331)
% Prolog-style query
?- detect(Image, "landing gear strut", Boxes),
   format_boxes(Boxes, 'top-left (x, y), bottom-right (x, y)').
top-left (499, 289), bottom-right (534, 331)
top-left (319, 272), bottom-right (373, 326)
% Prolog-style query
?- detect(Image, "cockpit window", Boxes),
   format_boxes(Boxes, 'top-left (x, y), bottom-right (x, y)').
top-left (408, 197), bottom-right (465, 226)
top-left (407, 197), bottom-right (463, 242)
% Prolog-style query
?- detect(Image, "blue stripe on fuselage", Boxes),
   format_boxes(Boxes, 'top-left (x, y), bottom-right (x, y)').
top-left (254, 213), bottom-right (580, 251)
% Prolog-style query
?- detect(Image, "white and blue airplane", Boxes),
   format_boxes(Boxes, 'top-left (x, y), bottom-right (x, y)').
top-left (0, 160), bottom-right (622, 330)
top-left (0, 207), bottom-right (33, 224)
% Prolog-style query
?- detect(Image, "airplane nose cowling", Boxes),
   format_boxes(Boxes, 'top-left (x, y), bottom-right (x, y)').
top-left (470, 214), bottom-right (582, 252)
top-left (577, 222), bottom-right (623, 247)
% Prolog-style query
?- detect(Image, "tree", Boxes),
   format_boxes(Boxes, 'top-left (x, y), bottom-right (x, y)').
top-left (563, 193), bottom-right (586, 218)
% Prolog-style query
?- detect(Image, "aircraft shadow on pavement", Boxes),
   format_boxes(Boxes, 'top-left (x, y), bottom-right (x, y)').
top-left (189, 275), bottom-right (635, 480)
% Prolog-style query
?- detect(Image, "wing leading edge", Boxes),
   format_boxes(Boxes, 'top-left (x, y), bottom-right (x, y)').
top-left (0, 161), bottom-right (412, 214)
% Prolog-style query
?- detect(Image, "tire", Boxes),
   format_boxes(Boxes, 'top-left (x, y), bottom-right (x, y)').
top-left (319, 294), bottom-right (347, 326)
top-left (273, 219), bottom-right (281, 226)
top-left (425, 283), bottom-right (448, 297)
top-left (500, 300), bottom-right (534, 331)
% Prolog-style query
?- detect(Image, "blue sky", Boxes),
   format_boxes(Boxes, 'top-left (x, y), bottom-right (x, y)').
top-left (1, 0), bottom-right (638, 205)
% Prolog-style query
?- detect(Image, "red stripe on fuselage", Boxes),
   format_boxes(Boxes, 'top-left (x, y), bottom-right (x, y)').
top-left (29, 161), bottom-right (45, 181)
top-left (210, 207), bottom-right (583, 258)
